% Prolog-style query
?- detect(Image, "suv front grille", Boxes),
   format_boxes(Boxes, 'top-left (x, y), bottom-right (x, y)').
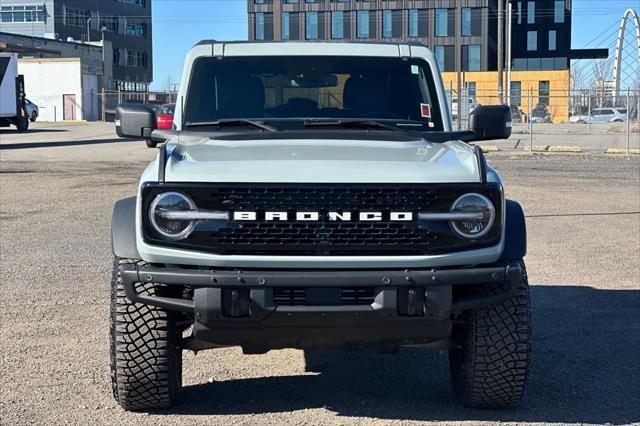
top-left (142, 184), bottom-right (502, 256)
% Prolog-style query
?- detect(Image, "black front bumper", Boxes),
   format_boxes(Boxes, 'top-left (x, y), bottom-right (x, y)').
top-left (119, 262), bottom-right (522, 352)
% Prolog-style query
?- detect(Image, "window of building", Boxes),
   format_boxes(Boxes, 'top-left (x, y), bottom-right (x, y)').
top-left (435, 9), bottom-right (447, 37)
top-left (127, 50), bottom-right (147, 67)
top-left (306, 12), bottom-right (318, 39)
top-left (255, 0), bottom-right (265, 3)
top-left (0, 5), bottom-right (45, 23)
top-left (65, 8), bottom-right (89, 27)
top-left (255, 13), bottom-right (265, 40)
top-left (113, 48), bottom-right (120, 66)
top-left (435, 45), bottom-right (454, 71)
top-left (383, 10), bottom-right (392, 38)
top-left (103, 16), bottom-right (119, 33)
top-left (284, 0), bottom-right (298, 3)
top-left (554, 1), bottom-right (564, 23)
top-left (408, 9), bottom-right (418, 37)
top-left (510, 81), bottom-right (521, 106)
top-left (357, 11), bottom-right (369, 38)
top-left (118, 0), bottom-right (146, 5)
top-left (467, 82), bottom-right (477, 98)
top-left (527, 1), bottom-right (535, 24)
top-left (462, 45), bottom-right (481, 71)
top-left (306, 0), bottom-right (317, 3)
top-left (331, 11), bottom-right (344, 39)
top-left (539, 80), bottom-right (550, 106)
top-left (517, 2), bottom-right (522, 24)
top-left (527, 31), bottom-right (537, 51)
top-left (462, 8), bottom-right (471, 36)
top-left (549, 30), bottom-right (556, 51)
top-left (282, 12), bottom-right (290, 40)
top-left (125, 20), bottom-right (145, 37)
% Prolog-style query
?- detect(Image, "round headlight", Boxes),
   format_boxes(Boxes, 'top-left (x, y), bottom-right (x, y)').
top-left (450, 193), bottom-right (496, 239)
top-left (149, 192), bottom-right (196, 240)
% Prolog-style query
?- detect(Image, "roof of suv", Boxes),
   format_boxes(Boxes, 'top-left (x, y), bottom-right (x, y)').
top-left (195, 40), bottom-right (428, 48)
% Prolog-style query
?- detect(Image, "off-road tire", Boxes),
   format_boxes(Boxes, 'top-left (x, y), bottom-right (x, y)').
top-left (110, 257), bottom-right (182, 411)
top-left (448, 260), bottom-right (531, 409)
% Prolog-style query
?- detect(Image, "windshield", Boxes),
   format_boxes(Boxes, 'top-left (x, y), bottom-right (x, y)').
top-left (184, 56), bottom-right (443, 131)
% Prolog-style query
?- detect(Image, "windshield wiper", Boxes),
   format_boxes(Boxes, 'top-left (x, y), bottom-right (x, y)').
top-left (185, 119), bottom-right (276, 132)
top-left (303, 119), bottom-right (406, 132)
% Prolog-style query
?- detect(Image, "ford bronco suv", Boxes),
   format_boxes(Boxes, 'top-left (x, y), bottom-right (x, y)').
top-left (112, 41), bottom-right (530, 411)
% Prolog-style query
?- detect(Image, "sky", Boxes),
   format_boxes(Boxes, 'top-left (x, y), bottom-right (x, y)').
top-left (150, 0), bottom-right (639, 91)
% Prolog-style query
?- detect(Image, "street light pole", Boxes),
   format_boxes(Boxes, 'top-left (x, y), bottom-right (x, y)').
top-left (497, 0), bottom-right (504, 104)
top-left (86, 17), bottom-right (91, 43)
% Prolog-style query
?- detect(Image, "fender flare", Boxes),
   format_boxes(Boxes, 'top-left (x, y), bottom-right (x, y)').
top-left (111, 197), bottom-right (141, 259)
top-left (500, 199), bottom-right (527, 261)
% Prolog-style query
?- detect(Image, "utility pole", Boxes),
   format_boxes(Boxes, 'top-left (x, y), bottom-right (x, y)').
top-left (456, 1), bottom-right (462, 130)
top-left (506, 1), bottom-right (512, 107)
top-left (497, 0), bottom-right (504, 104)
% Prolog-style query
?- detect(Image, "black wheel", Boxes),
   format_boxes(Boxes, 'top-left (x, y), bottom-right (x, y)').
top-left (30, 111), bottom-right (37, 122)
top-left (448, 261), bottom-right (531, 409)
top-left (146, 140), bottom-right (158, 148)
top-left (110, 258), bottom-right (182, 411)
top-left (16, 114), bottom-right (29, 132)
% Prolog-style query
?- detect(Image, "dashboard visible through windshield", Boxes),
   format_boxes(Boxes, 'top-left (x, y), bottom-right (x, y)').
top-left (183, 56), bottom-right (444, 131)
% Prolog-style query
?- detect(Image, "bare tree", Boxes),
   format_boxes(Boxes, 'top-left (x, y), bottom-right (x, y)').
top-left (162, 74), bottom-right (176, 93)
top-left (592, 59), bottom-right (613, 107)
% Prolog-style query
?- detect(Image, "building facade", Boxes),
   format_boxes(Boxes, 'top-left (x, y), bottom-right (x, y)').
top-left (247, 0), bottom-right (600, 123)
top-left (0, 0), bottom-right (152, 91)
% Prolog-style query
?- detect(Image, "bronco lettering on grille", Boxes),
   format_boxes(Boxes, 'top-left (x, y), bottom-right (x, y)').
top-left (232, 211), bottom-right (413, 222)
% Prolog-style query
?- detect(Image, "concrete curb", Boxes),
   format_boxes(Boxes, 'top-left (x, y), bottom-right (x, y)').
top-left (529, 145), bottom-right (582, 153)
top-left (480, 145), bottom-right (500, 152)
top-left (605, 148), bottom-right (640, 155)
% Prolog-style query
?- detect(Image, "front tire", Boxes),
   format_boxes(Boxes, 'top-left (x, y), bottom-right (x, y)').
top-left (448, 261), bottom-right (531, 409)
top-left (110, 258), bottom-right (182, 411)
top-left (30, 111), bottom-right (37, 122)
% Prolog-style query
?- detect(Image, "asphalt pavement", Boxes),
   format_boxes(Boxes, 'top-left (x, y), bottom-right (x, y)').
top-left (1, 123), bottom-right (639, 425)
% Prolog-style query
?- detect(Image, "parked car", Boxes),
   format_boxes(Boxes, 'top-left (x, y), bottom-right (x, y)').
top-left (569, 108), bottom-right (628, 124)
top-left (25, 99), bottom-right (39, 122)
top-left (156, 103), bottom-right (175, 129)
top-left (113, 41), bottom-right (528, 412)
top-left (529, 105), bottom-right (551, 123)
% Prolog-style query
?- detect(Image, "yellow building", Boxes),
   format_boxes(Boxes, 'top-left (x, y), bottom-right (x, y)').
top-left (442, 70), bottom-right (571, 123)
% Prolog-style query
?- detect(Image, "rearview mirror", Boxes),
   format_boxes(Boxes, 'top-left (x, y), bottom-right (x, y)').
top-left (469, 105), bottom-right (512, 141)
top-left (115, 104), bottom-right (156, 140)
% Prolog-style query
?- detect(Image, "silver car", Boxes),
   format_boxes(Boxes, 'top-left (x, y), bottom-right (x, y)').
top-left (25, 99), bottom-right (39, 122)
top-left (570, 107), bottom-right (627, 124)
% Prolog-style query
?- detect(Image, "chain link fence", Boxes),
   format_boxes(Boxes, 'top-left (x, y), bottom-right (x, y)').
top-left (447, 88), bottom-right (640, 154)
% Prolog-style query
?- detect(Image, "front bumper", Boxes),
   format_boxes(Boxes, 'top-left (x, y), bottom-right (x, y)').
top-left (119, 262), bottom-right (522, 352)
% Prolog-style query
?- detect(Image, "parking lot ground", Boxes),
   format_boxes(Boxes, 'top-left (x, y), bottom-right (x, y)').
top-left (1, 123), bottom-right (639, 425)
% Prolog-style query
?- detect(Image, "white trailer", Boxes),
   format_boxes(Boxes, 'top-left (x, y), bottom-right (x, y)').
top-left (0, 53), bottom-right (29, 132)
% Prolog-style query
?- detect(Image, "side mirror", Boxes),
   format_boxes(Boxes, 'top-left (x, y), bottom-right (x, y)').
top-left (115, 104), bottom-right (156, 140)
top-left (469, 105), bottom-right (512, 141)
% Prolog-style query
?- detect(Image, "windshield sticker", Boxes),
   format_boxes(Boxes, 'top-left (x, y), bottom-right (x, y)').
top-left (411, 65), bottom-right (420, 75)
top-left (420, 103), bottom-right (431, 118)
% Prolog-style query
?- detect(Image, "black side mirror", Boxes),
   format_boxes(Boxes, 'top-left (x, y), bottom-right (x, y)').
top-left (469, 105), bottom-right (512, 141)
top-left (115, 104), bottom-right (156, 141)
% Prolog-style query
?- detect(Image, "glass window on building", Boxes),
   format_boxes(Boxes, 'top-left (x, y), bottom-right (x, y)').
top-left (125, 20), bottom-right (146, 37)
top-left (282, 12), bottom-right (290, 40)
top-left (255, 13), bottom-right (265, 40)
top-left (331, 11), bottom-right (344, 39)
top-left (510, 81), bottom-right (521, 106)
top-left (383, 10), bottom-right (392, 38)
top-left (467, 82), bottom-right (477, 98)
top-left (254, 0), bottom-right (264, 3)
top-left (436, 9), bottom-right (452, 37)
top-left (408, 9), bottom-right (418, 37)
top-left (549, 30), bottom-right (556, 51)
top-left (539, 80), bottom-right (550, 106)
top-left (435, 45), bottom-right (454, 71)
top-left (357, 11), bottom-right (369, 38)
top-left (1, 5), bottom-right (46, 23)
top-left (554, 0), bottom-right (565, 23)
top-left (462, 45), bottom-right (481, 71)
top-left (527, 31), bottom-right (537, 51)
top-left (527, 1), bottom-right (535, 24)
top-left (517, 2), bottom-right (522, 24)
top-left (462, 8), bottom-right (471, 36)
top-left (306, 12), bottom-right (318, 39)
